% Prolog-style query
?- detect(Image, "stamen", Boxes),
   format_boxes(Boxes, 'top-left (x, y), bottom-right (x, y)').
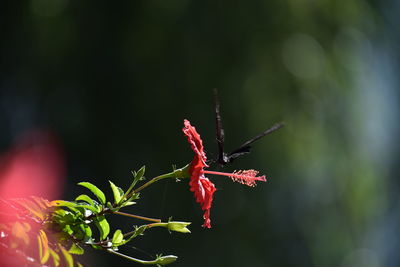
top-left (202, 169), bottom-right (266, 187)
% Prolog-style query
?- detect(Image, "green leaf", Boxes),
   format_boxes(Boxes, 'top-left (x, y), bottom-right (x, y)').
top-left (60, 245), bottom-right (74, 267)
top-left (94, 216), bottom-right (110, 240)
top-left (128, 192), bottom-right (140, 201)
top-left (52, 209), bottom-right (67, 219)
top-left (90, 244), bottom-right (102, 250)
top-left (112, 229), bottom-right (123, 245)
top-left (37, 230), bottom-right (50, 264)
top-left (75, 194), bottom-right (95, 206)
top-left (109, 181), bottom-right (123, 204)
top-left (76, 204), bottom-right (100, 214)
top-left (54, 212), bottom-right (77, 225)
top-left (14, 199), bottom-right (45, 220)
top-left (51, 200), bottom-right (77, 208)
top-left (121, 201), bottom-right (136, 207)
top-left (125, 166), bottom-right (146, 196)
top-left (78, 182), bottom-right (106, 205)
top-left (63, 225), bottom-right (74, 235)
top-left (120, 192), bottom-right (139, 208)
top-left (135, 165), bottom-right (146, 181)
top-left (133, 224), bottom-right (147, 236)
top-left (119, 225), bottom-right (147, 245)
top-left (69, 223), bottom-right (92, 241)
top-left (12, 221), bottom-right (30, 245)
top-left (80, 223), bottom-right (92, 242)
top-left (51, 200), bottom-right (81, 214)
top-left (30, 196), bottom-right (51, 210)
top-left (49, 248), bottom-right (60, 267)
top-left (69, 243), bottom-right (84, 255)
top-left (118, 187), bottom-right (124, 196)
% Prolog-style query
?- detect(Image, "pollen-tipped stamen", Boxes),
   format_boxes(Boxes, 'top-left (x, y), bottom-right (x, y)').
top-left (202, 169), bottom-right (266, 187)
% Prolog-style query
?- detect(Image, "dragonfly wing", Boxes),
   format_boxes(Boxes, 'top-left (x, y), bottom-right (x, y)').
top-left (214, 89), bottom-right (227, 164)
top-left (227, 146), bottom-right (251, 162)
top-left (228, 122), bottom-right (284, 158)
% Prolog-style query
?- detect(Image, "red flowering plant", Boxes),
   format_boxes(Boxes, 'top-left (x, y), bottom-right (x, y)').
top-left (0, 119), bottom-right (271, 267)
top-left (182, 119), bottom-right (266, 228)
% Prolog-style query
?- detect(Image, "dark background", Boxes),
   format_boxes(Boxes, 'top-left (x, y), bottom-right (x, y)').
top-left (1, 1), bottom-right (400, 266)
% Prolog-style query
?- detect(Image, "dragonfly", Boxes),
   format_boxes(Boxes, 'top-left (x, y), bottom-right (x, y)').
top-left (212, 89), bottom-right (284, 167)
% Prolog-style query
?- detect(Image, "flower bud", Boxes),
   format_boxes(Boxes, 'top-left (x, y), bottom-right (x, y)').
top-left (155, 255), bottom-right (178, 265)
top-left (167, 221), bottom-right (191, 233)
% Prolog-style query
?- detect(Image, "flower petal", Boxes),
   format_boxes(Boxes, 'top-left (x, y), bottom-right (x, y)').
top-left (189, 175), bottom-right (216, 228)
top-left (183, 119), bottom-right (216, 228)
top-left (182, 119), bottom-right (208, 167)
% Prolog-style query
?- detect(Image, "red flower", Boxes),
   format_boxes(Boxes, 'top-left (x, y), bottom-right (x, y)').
top-left (183, 120), bottom-right (216, 228)
top-left (183, 119), bottom-right (266, 228)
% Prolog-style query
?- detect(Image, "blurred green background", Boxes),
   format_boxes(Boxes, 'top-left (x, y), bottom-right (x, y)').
top-left (1, 0), bottom-right (399, 266)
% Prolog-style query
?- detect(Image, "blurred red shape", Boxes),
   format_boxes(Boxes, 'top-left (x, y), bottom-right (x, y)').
top-left (0, 130), bottom-right (66, 200)
top-left (0, 130), bottom-right (66, 265)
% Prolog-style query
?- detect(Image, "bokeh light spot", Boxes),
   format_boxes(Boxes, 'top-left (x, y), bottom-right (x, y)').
top-left (282, 33), bottom-right (326, 79)
top-left (30, 0), bottom-right (68, 17)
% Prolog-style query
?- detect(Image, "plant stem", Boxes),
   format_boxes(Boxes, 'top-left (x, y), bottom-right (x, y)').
top-left (122, 222), bottom-right (164, 238)
top-left (127, 164), bottom-right (189, 197)
top-left (107, 249), bottom-right (160, 265)
top-left (112, 211), bottom-right (160, 222)
top-left (132, 172), bottom-right (174, 193)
